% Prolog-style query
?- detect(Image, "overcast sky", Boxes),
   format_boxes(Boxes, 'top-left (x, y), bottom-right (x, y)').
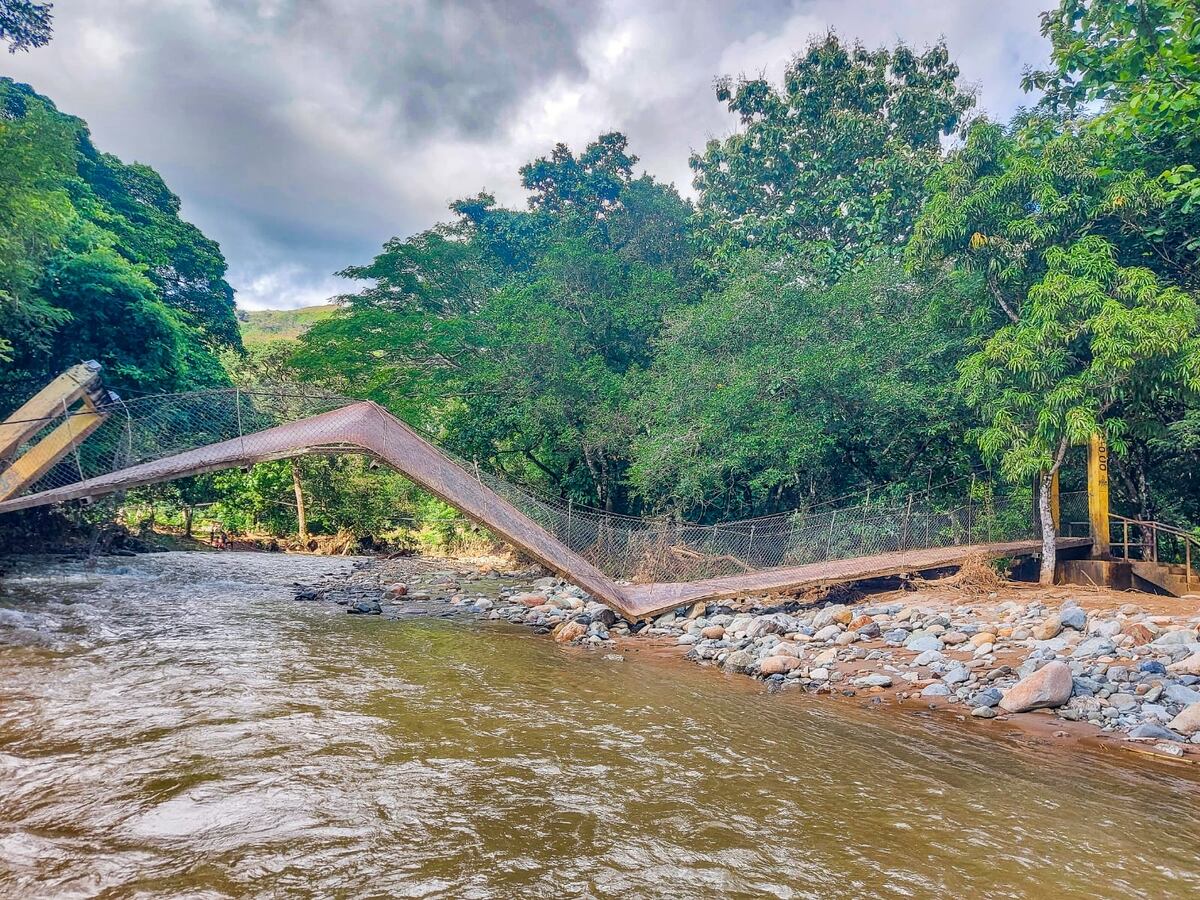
top-left (3, 0), bottom-right (1054, 310)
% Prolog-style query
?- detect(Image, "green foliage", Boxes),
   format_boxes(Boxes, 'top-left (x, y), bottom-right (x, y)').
top-left (0, 1), bottom-right (52, 52)
top-left (38, 245), bottom-right (192, 393)
top-left (237, 304), bottom-right (335, 346)
top-left (1025, 0), bottom-right (1200, 214)
top-left (296, 134), bottom-right (698, 511)
top-left (630, 256), bottom-right (974, 518)
top-left (78, 150), bottom-right (241, 348)
top-left (520, 131), bottom-right (637, 216)
top-left (0, 78), bottom-right (238, 396)
top-left (691, 32), bottom-right (975, 281)
top-left (960, 235), bottom-right (1200, 479)
top-left (0, 86), bottom-right (74, 360)
top-left (208, 462), bottom-right (296, 535)
top-left (910, 116), bottom-right (1200, 507)
top-left (16, 10), bottom-right (1198, 545)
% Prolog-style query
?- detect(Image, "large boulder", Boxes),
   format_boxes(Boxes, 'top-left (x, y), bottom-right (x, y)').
top-left (1071, 637), bottom-right (1115, 659)
top-left (722, 650), bottom-right (755, 674)
top-left (813, 624), bottom-right (842, 641)
top-left (1122, 622), bottom-right (1155, 645)
top-left (856, 621), bottom-right (882, 639)
top-left (1059, 606), bottom-right (1087, 631)
top-left (854, 673), bottom-right (893, 688)
top-left (1164, 683), bottom-right (1200, 706)
top-left (513, 592), bottom-right (548, 608)
top-left (1153, 629), bottom-right (1196, 648)
top-left (759, 655), bottom-right (802, 676)
top-left (1128, 723), bottom-right (1185, 742)
top-left (999, 661), bottom-right (1073, 713)
top-left (1167, 652), bottom-right (1200, 676)
top-left (554, 621), bottom-right (586, 643)
top-left (746, 613), bottom-right (796, 639)
top-left (1168, 704), bottom-right (1200, 735)
top-left (1032, 616), bottom-right (1063, 641)
top-left (812, 604), bottom-right (848, 629)
top-left (905, 633), bottom-right (944, 653)
top-left (592, 607), bottom-right (618, 627)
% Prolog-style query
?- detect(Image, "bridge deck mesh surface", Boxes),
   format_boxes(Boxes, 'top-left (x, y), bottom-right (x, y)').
top-left (0, 391), bottom-right (1087, 617)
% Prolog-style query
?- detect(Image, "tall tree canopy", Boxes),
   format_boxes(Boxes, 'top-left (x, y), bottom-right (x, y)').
top-left (1024, 0), bottom-right (1200, 215)
top-left (630, 256), bottom-right (974, 520)
top-left (145, 7), bottom-right (1200, 550)
top-left (910, 116), bottom-right (1200, 578)
top-left (296, 133), bottom-right (698, 511)
top-left (0, 78), bottom-right (239, 398)
top-left (690, 33), bottom-right (974, 281)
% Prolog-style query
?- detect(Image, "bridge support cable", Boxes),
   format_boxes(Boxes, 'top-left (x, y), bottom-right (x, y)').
top-left (0, 378), bottom-right (1095, 616)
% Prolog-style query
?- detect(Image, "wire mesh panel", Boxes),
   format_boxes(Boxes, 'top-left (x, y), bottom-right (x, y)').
top-left (472, 465), bottom-right (1038, 582)
top-left (2, 387), bottom-right (1046, 585)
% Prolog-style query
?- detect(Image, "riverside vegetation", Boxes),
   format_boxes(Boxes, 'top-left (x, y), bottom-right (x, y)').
top-left (4, 1), bottom-right (1200, 567)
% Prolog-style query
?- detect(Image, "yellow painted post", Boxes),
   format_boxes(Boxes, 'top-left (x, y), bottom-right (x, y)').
top-left (0, 399), bottom-right (107, 502)
top-left (1049, 469), bottom-right (1061, 535)
top-left (1087, 430), bottom-right (1111, 557)
top-left (0, 361), bottom-right (102, 460)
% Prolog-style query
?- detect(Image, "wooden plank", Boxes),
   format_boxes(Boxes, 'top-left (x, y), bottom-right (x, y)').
top-left (0, 401), bottom-right (107, 502)
top-left (0, 361), bottom-right (103, 460)
top-left (623, 537), bottom-right (1094, 610)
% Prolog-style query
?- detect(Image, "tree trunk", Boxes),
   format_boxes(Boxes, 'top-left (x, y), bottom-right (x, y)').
top-left (183, 505), bottom-right (193, 537)
top-left (1135, 465), bottom-right (1156, 561)
top-left (1038, 471), bottom-right (1057, 585)
top-left (291, 460), bottom-right (308, 542)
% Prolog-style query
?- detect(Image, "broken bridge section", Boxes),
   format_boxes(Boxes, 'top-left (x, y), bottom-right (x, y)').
top-left (0, 386), bottom-right (1082, 618)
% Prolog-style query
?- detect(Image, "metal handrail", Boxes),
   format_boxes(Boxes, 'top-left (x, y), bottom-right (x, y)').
top-left (1110, 512), bottom-right (1200, 591)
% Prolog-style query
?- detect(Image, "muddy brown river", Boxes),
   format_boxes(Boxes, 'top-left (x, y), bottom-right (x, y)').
top-left (1, 551), bottom-right (1198, 898)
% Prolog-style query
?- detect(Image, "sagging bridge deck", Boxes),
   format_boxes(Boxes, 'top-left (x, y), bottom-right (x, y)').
top-left (0, 398), bottom-right (1090, 619)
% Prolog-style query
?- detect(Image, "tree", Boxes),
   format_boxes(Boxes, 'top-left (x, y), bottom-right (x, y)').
top-left (0, 83), bottom-right (75, 362)
top-left (520, 131), bottom-right (637, 217)
top-left (910, 119), bottom-right (1200, 581)
top-left (37, 245), bottom-right (191, 393)
top-left (80, 151), bottom-right (242, 349)
top-left (0, 78), bottom-right (238, 396)
top-left (1025, 0), bottom-right (1200, 215)
top-left (296, 133), bottom-right (697, 512)
top-left (0, 1), bottom-right (52, 52)
top-left (691, 32), bottom-right (974, 281)
top-left (631, 255), bottom-right (974, 519)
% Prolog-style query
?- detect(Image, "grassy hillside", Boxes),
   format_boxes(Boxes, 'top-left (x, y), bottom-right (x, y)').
top-left (238, 304), bottom-right (335, 346)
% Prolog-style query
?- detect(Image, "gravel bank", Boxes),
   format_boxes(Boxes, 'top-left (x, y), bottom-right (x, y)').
top-left (296, 556), bottom-right (1200, 764)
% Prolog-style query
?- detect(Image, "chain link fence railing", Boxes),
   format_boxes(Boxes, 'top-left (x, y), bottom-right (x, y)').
top-left (4, 388), bottom-right (1046, 582)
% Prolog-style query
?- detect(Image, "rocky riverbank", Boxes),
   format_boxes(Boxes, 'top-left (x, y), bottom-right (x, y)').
top-left (297, 557), bottom-right (1200, 764)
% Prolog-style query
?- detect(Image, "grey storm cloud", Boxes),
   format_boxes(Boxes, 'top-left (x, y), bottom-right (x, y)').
top-left (209, 0), bottom-right (604, 138)
top-left (2, 0), bottom-right (1053, 309)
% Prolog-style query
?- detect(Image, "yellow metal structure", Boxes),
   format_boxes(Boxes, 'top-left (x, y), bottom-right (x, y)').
top-left (1087, 430), bottom-right (1111, 557)
top-left (0, 362), bottom-right (109, 503)
top-left (0, 361), bottom-right (103, 461)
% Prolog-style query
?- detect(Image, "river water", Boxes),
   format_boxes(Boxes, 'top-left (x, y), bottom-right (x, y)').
top-left (0, 551), bottom-right (1197, 899)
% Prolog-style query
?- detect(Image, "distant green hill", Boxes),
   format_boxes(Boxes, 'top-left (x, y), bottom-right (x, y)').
top-left (238, 304), bottom-right (335, 346)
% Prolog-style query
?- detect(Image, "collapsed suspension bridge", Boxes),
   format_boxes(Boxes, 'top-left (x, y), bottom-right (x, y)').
top-left (0, 364), bottom-right (1096, 618)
